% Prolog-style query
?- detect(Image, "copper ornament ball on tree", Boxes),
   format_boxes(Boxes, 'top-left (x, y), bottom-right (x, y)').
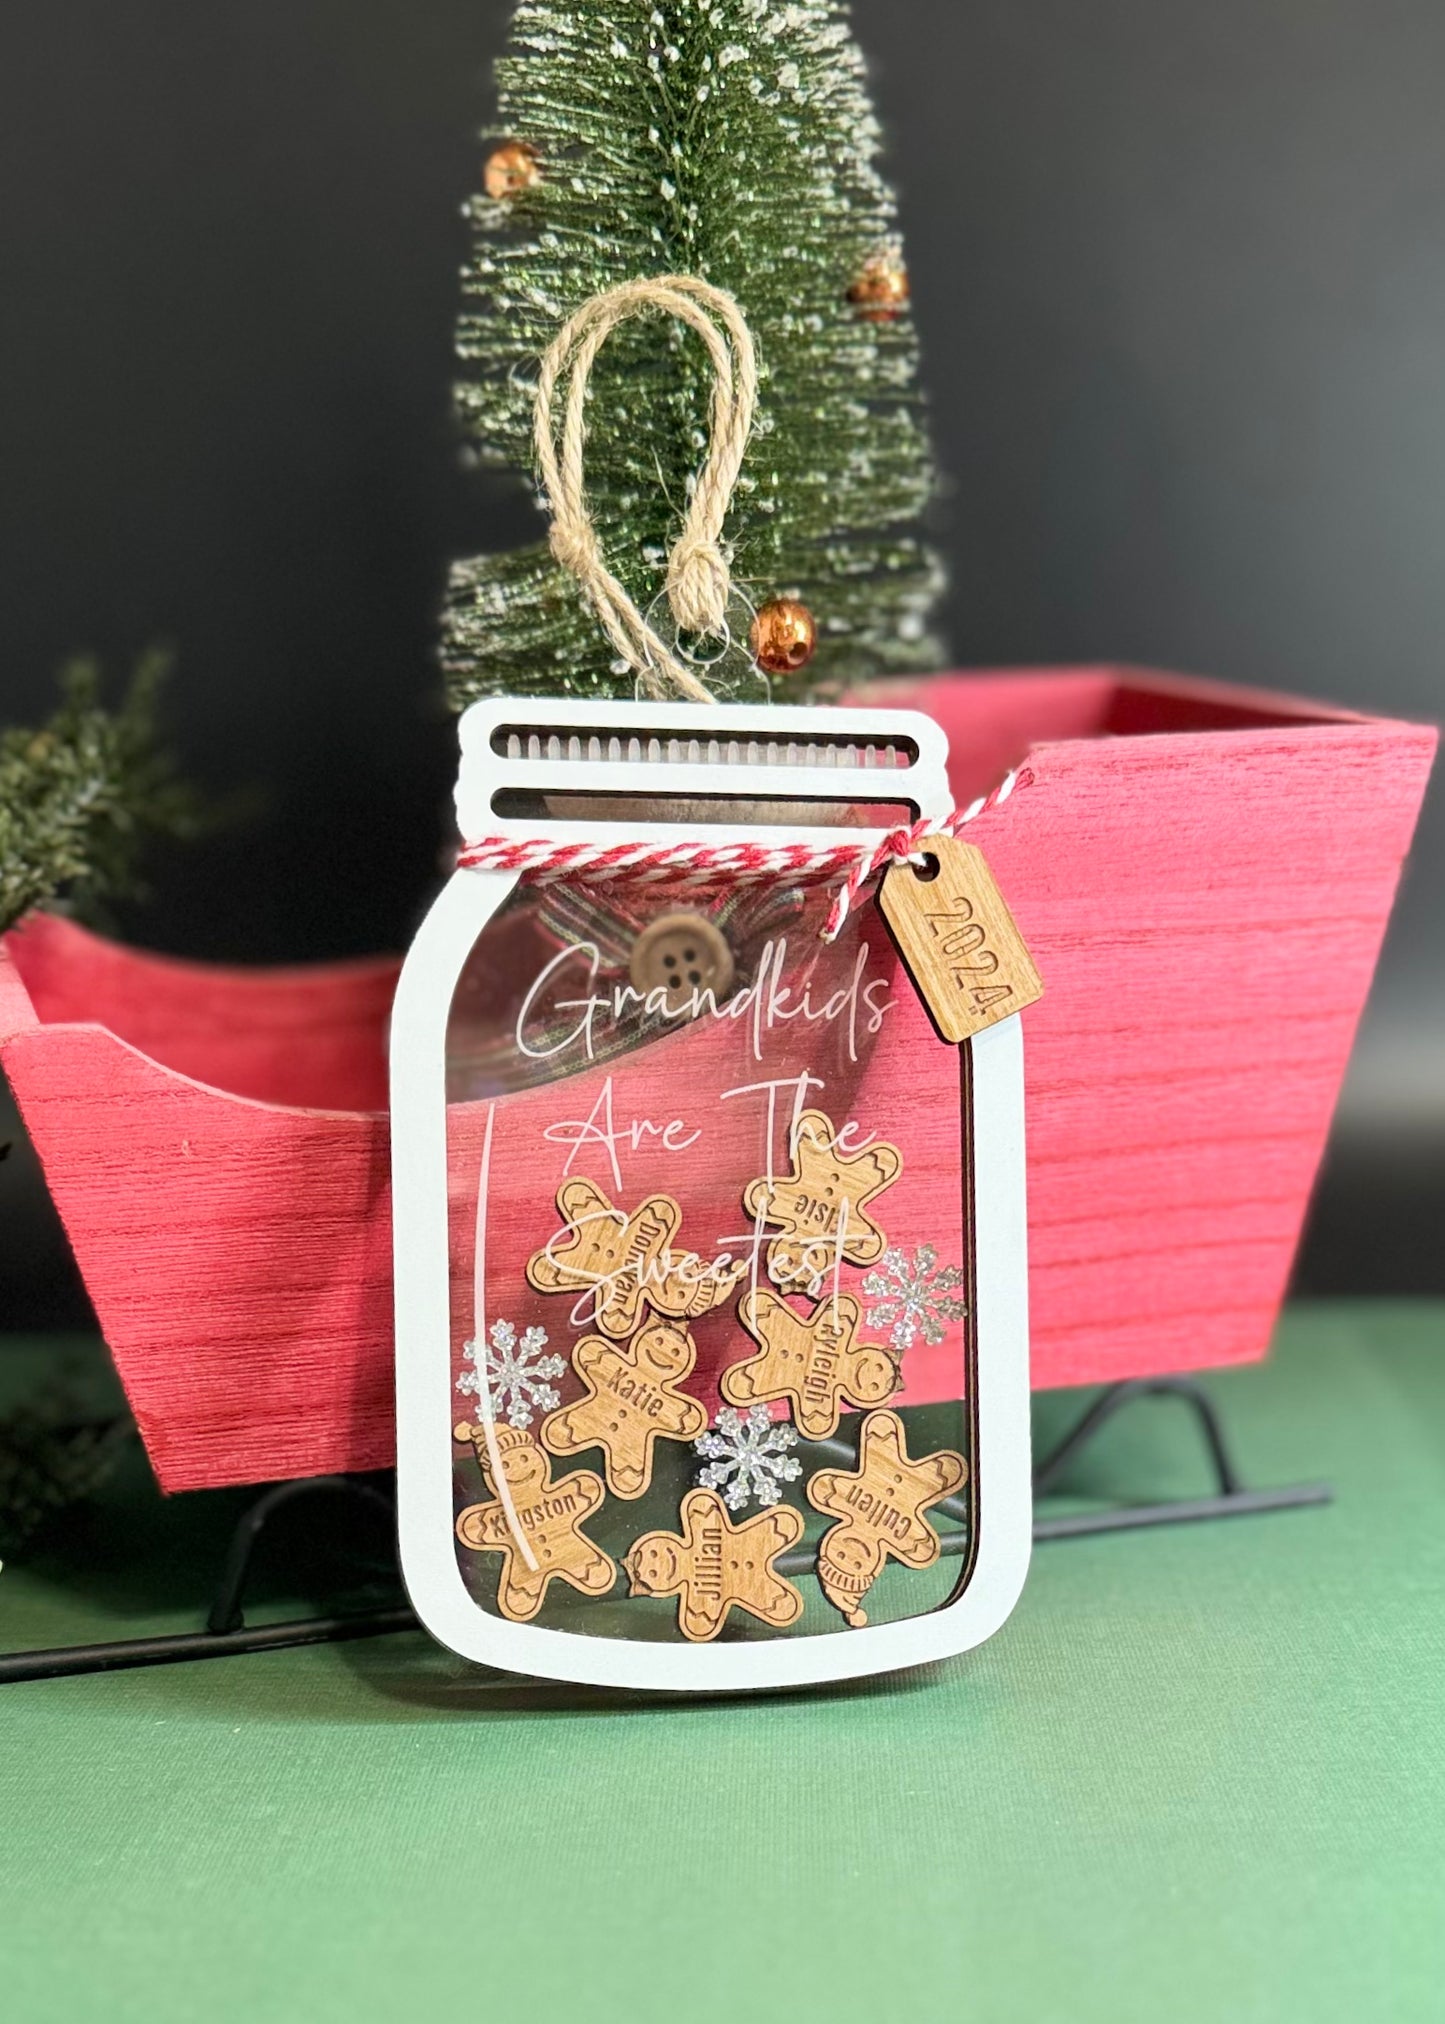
top-left (847, 251), bottom-right (910, 323)
top-left (750, 597), bottom-right (817, 676)
top-left (483, 140), bottom-right (541, 200)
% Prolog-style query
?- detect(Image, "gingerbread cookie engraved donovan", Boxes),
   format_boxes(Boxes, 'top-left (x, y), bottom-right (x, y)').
top-left (624, 1488), bottom-right (804, 1642)
top-left (743, 1109), bottom-right (902, 1297)
top-left (543, 1317), bottom-right (708, 1498)
top-left (453, 1421), bottom-right (615, 1622)
top-left (527, 1178), bottom-right (747, 1337)
top-left (727, 1288), bottom-right (899, 1439)
top-left (807, 1409), bottom-right (967, 1628)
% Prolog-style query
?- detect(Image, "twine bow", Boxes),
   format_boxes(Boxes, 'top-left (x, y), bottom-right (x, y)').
top-left (534, 275), bottom-right (759, 701)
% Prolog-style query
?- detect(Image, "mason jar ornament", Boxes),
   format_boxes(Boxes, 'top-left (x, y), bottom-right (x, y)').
top-left (390, 280), bottom-right (1039, 1691)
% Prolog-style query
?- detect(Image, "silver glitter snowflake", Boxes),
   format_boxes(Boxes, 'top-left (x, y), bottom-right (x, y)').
top-left (456, 1318), bottom-right (566, 1429)
top-left (861, 1245), bottom-right (968, 1352)
top-left (694, 1405), bottom-right (803, 1512)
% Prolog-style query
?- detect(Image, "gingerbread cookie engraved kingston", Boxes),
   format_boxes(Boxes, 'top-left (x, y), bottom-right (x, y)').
top-left (807, 1409), bottom-right (967, 1628)
top-left (726, 1288), bottom-right (899, 1439)
top-left (527, 1178), bottom-right (747, 1337)
top-left (542, 1317), bottom-right (708, 1498)
top-left (624, 1487), bottom-right (804, 1642)
top-left (743, 1110), bottom-right (901, 1297)
top-left (453, 1421), bottom-right (615, 1622)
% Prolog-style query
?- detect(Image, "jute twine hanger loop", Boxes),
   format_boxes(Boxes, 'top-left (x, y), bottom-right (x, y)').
top-left (534, 275), bottom-right (759, 702)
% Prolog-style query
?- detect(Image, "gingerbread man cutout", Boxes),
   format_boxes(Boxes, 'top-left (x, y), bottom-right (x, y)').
top-left (726, 1288), bottom-right (899, 1439)
top-left (624, 1488), bottom-right (804, 1642)
top-left (806, 1409), bottom-right (967, 1627)
top-left (542, 1318), bottom-right (708, 1498)
top-left (527, 1178), bottom-right (746, 1338)
top-left (454, 1420), bottom-right (615, 1622)
top-left (743, 1109), bottom-right (902, 1297)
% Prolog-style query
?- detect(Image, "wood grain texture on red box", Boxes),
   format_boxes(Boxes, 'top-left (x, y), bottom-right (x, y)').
top-left (1, 667), bottom-right (1434, 1491)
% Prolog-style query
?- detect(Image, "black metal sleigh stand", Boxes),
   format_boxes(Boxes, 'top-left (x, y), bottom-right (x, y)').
top-left (0, 1376), bottom-right (1332, 1686)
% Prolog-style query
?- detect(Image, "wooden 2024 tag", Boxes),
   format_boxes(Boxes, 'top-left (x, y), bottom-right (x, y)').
top-left (879, 836), bottom-right (1043, 1041)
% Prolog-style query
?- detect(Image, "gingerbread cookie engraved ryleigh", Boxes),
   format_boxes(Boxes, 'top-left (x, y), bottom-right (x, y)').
top-left (542, 1317), bottom-right (708, 1498)
top-left (624, 1487), bottom-right (804, 1642)
top-left (807, 1409), bottom-right (967, 1628)
top-left (743, 1110), bottom-right (902, 1297)
top-left (453, 1421), bottom-right (615, 1622)
top-left (726, 1288), bottom-right (899, 1439)
top-left (527, 1178), bottom-right (747, 1337)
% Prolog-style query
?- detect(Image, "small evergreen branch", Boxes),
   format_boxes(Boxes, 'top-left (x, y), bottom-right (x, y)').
top-left (0, 1384), bottom-right (133, 1563)
top-left (0, 650), bottom-right (196, 937)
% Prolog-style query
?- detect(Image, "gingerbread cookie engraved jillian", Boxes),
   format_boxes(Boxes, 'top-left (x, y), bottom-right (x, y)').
top-left (624, 1488), bottom-right (804, 1642)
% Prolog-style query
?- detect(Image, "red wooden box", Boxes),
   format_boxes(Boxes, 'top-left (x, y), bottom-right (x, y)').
top-left (1, 666), bottom-right (1433, 1493)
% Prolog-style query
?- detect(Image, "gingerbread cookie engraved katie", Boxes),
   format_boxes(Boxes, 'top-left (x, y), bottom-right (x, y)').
top-left (624, 1488), bottom-right (804, 1642)
top-left (743, 1110), bottom-right (902, 1297)
top-left (453, 1421), bottom-right (615, 1622)
top-left (726, 1288), bottom-right (899, 1439)
top-left (527, 1178), bottom-right (747, 1337)
top-left (806, 1409), bottom-right (967, 1628)
top-left (542, 1318), bottom-right (708, 1499)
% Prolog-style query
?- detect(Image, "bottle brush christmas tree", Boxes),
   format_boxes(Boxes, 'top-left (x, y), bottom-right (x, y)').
top-left (444, 0), bottom-right (946, 705)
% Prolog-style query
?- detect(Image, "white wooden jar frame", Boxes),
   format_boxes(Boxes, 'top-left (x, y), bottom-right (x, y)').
top-left (391, 697), bottom-right (1032, 1692)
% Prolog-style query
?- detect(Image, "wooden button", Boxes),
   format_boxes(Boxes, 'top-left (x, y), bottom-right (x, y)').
top-left (628, 911), bottom-right (735, 1012)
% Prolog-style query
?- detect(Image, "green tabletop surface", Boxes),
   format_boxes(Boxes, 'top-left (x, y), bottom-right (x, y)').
top-left (2, 1300), bottom-right (1442, 2024)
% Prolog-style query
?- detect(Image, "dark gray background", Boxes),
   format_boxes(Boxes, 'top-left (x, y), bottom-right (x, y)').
top-left (1, 0), bottom-right (1440, 1321)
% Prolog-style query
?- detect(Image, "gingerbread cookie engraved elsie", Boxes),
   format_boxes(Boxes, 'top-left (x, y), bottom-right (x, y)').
top-left (453, 1421), bottom-right (615, 1622)
top-left (527, 1178), bottom-right (746, 1337)
top-left (624, 1488), bottom-right (804, 1642)
top-left (542, 1318), bottom-right (708, 1498)
top-left (743, 1109), bottom-right (902, 1297)
top-left (806, 1409), bottom-right (967, 1628)
top-left (726, 1288), bottom-right (899, 1439)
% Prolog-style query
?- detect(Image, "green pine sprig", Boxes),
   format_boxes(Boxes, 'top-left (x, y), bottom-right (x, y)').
top-left (0, 650), bottom-right (196, 937)
top-left (0, 1385), bottom-right (133, 1563)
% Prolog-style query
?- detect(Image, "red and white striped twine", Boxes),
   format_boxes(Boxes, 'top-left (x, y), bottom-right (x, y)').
top-left (457, 766), bottom-right (1029, 943)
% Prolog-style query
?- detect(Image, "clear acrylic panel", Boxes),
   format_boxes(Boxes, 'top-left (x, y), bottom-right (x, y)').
top-left (442, 873), bottom-right (977, 1645)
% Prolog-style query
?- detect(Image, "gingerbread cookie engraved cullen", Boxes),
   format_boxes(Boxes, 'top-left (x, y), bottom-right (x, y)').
top-left (624, 1487), bottom-right (805, 1642)
top-left (542, 1318), bottom-right (708, 1498)
top-left (527, 1178), bottom-right (747, 1338)
top-left (743, 1110), bottom-right (902, 1298)
top-left (453, 1421), bottom-right (615, 1622)
top-left (806, 1409), bottom-right (967, 1628)
top-left (726, 1288), bottom-right (899, 1439)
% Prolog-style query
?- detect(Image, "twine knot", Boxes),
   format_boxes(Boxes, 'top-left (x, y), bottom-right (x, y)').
top-left (665, 535), bottom-right (732, 636)
top-left (547, 520), bottom-right (600, 580)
